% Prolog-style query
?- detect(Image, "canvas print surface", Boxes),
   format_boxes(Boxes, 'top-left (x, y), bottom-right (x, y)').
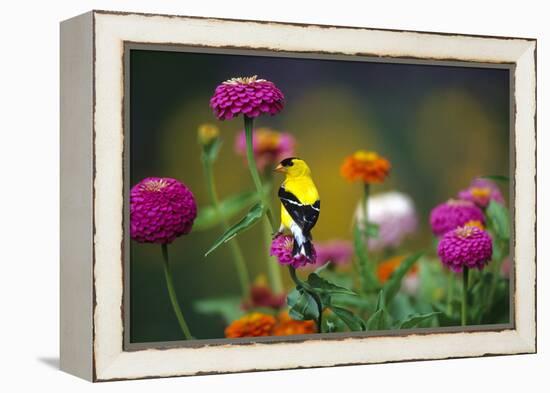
top-left (128, 48), bottom-right (511, 344)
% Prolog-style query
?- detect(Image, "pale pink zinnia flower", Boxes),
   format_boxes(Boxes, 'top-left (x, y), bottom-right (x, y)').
top-left (234, 128), bottom-right (295, 172)
top-left (356, 191), bottom-right (418, 252)
top-left (312, 240), bottom-right (354, 268)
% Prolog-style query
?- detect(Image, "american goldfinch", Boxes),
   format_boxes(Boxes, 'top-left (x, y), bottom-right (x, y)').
top-left (275, 157), bottom-right (320, 259)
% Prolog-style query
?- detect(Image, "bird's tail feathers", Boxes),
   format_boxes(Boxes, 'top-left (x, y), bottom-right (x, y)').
top-left (291, 227), bottom-right (314, 260)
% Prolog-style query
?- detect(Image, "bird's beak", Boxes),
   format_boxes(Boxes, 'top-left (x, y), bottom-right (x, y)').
top-left (274, 164), bottom-right (286, 173)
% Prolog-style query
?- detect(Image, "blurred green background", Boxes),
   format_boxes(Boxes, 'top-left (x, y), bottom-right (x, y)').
top-left (129, 49), bottom-right (510, 343)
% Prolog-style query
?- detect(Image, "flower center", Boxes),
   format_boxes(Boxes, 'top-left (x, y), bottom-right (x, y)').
top-left (142, 179), bottom-right (168, 192)
top-left (283, 237), bottom-right (294, 252)
top-left (256, 129), bottom-right (282, 152)
top-left (455, 226), bottom-right (475, 238)
top-left (471, 187), bottom-right (491, 199)
top-left (353, 150), bottom-right (379, 163)
top-left (464, 220), bottom-right (484, 230)
top-left (447, 198), bottom-right (472, 207)
top-left (224, 75), bottom-right (266, 85)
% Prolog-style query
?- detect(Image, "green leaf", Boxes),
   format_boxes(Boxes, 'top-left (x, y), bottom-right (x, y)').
top-left (389, 292), bottom-right (415, 321)
top-left (317, 269), bottom-right (355, 291)
top-left (383, 252), bottom-right (423, 306)
top-left (353, 224), bottom-right (380, 291)
top-left (202, 138), bottom-right (223, 162)
top-left (366, 308), bottom-right (392, 331)
top-left (205, 203), bottom-right (264, 256)
top-left (193, 190), bottom-right (261, 231)
top-left (307, 273), bottom-right (357, 297)
top-left (480, 175), bottom-right (510, 183)
top-left (193, 296), bottom-right (243, 323)
top-left (366, 291), bottom-right (392, 331)
top-left (330, 293), bottom-right (374, 313)
top-left (287, 288), bottom-right (320, 321)
top-left (365, 222), bottom-right (379, 238)
top-left (330, 306), bottom-right (366, 331)
top-left (399, 312), bottom-right (441, 329)
top-left (486, 200), bottom-right (510, 240)
top-left (432, 302), bottom-right (461, 326)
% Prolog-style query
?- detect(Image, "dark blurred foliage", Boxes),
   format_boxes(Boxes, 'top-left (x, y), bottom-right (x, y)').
top-left (129, 49), bottom-right (509, 342)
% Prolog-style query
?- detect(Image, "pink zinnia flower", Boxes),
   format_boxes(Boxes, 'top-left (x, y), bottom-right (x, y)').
top-left (501, 256), bottom-right (512, 278)
top-left (437, 225), bottom-right (493, 272)
top-left (430, 199), bottom-right (485, 237)
top-left (458, 178), bottom-right (505, 208)
top-left (130, 177), bottom-right (197, 244)
top-left (234, 128), bottom-right (295, 172)
top-left (209, 76), bottom-right (285, 120)
top-left (242, 284), bottom-right (286, 311)
top-left (356, 191), bottom-right (418, 252)
top-left (270, 235), bottom-right (316, 269)
top-left (313, 240), bottom-right (354, 267)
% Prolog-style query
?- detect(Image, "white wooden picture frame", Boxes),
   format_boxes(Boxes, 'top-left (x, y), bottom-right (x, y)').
top-left (60, 10), bottom-right (536, 381)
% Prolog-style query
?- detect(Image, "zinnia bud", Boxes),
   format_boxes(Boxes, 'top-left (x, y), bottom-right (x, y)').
top-left (197, 123), bottom-right (220, 146)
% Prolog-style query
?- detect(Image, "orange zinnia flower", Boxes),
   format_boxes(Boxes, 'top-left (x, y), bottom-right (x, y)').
top-left (340, 150), bottom-right (391, 183)
top-left (224, 312), bottom-right (277, 338)
top-left (272, 311), bottom-right (316, 336)
top-left (377, 255), bottom-right (418, 283)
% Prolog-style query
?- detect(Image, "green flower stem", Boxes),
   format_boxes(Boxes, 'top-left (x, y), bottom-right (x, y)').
top-left (203, 156), bottom-right (250, 297)
top-left (243, 116), bottom-right (283, 293)
top-left (288, 266), bottom-right (323, 333)
top-left (262, 216), bottom-right (284, 294)
top-left (161, 244), bottom-right (193, 340)
top-left (358, 183), bottom-right (371, 293)
top-left (244, 116), bottom-right (276, 232)
top-left (461, 267), bottom-right (469, 326)
top-left (446, 270), bottom-right (454, 315)
top-left (486, 239), bottom-right (507, 311)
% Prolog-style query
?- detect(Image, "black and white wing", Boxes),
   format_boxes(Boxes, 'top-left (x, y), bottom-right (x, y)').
top-left (278, 186), bottom-right (320, 236)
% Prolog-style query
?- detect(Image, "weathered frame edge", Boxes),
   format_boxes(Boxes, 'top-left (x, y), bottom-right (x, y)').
top-left (59, 11), bottom-right (95, 382)
top-left (87, 10), bottom-right (537, 382)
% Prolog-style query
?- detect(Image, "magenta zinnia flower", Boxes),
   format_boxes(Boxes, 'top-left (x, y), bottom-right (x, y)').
top-left (130, 177), bottom-right (197, 244)
top-left (234, 127), bottom-right (295, 172)
top-left (209, 76), bottom-right (285, 120)
top-left (437, 225), bottom-right (493, 272)
top-left (457, 178), bottom-right (505, 208)
top-left (270, 235), bottom-right (316, 268)
top-left (313, 240), bottom-right (353, 267)
top-left (430, 199), bottom-right (485, 237)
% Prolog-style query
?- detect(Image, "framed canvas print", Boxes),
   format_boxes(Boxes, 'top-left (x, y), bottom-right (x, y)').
top-left (60, 10), bottom-right (537, 382)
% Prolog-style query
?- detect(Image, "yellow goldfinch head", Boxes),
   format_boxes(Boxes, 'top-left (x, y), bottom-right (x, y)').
top-left (275, 157), bottom-right (311, 177)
